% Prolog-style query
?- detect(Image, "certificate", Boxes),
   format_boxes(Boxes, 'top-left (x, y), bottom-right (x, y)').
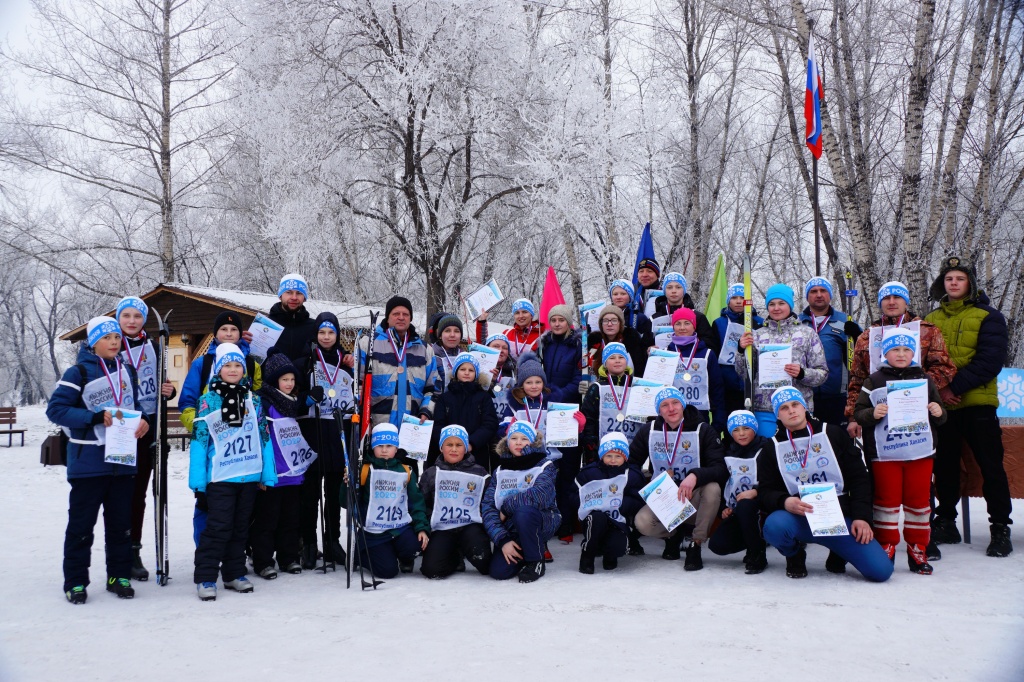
top-left (640, 471), bottom-right (697, 533)
top-left (467, 343), bottom-right (501, 384)
top-left (545, 403), bottom-right (579, 448)
top-left (582, 300), bottom-right (607, 332)
top-left (464, 279), bottom-right (504, 321)
top-left (643, 290), bottom-right (664, 318)
top-left (247, 313), bottom-right (284, 361)
top-left (886, 380), bottom-right (929, 434)
top-left (758, 344), bottom-right (792, 389)
top-left (625, 378), bottom-right (664, 422)
top-left (399, 415), bottom-right (433, 462)
top-left (650, 315), bottom-right (672, 327)
top-left (799, 483), bottom-right (850, 537)
top-left (643, 349), bottom-right (680, 385)
top-left (653, 326), bottom-right (674, 350)
top-left (104, 409), bottom-right (142, 465)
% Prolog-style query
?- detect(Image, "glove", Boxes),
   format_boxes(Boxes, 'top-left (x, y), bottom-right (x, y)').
top-left (194, 491), bottom-right (208, 512)
top-left (573, 410), bottom-right (586, 432)
top-left (308, 386), bottom-right (325, 403)
top-left (578, 380), bottom-right (590, 395)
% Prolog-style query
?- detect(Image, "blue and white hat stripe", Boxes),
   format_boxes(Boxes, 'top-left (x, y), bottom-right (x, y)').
top-left (727, 410), bottom-right (758, 433)
top-left (115, 296), bottom-right (148, 324)
top-left (485, 333), bottom-right (508, 347)
top-left (371, 423), bottom-right (400, 448)
top-left (439, 424), bottom-right (470, 450)
top-left (511, 298), bottom-right (536, 318)
top-left (663, 272), bottom-right (688, 293)
top-left (877, 281), bottom-right (910, 307)
top-left (507, 421), bottom-right (538, 444)
top-left (87, 316), bottom-right (121, 347)
top-left (602, 342), bottom-right (628, 364)
top-left (213, 342), bottom-right (246, 377)
top-left (608, 279), bottom-right (635, 299)
top-left (770, 386), bottom-right (807, 416)
top-left (278, 273), bottom-right (310, 299)
top-left (319, 320), bottom-right (337, 333)
top-left (655, 386), bottom-right (685, 414)
top-left (599, 433), bottom-right (629, 459)
top-left (728, 282), bottom-right (744, 299)
top-left (804, 277), bottom-right (833, 299)
top-left (881, 329), bottom-right (918, 362)
top-left (452, 352), bottom-right (479, 376)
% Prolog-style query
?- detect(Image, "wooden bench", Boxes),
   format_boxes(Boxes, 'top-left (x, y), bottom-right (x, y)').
top-left (0, 407), bottom-right (26, 447)
top-left (165, 409), bottom-right (191, 450)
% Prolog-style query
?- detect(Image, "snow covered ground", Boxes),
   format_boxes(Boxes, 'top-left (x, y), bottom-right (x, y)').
top-left (1, 405), bottom-right (1021, 682)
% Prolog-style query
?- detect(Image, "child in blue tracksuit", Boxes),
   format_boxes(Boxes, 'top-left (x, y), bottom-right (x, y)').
top-left (667, 308), bottom-right (727, 432)
top-left (481, 422), bottom-right (561, 583)
top-left (575, 433), bottom-right (645, 574)
top-left (47, 317), bottom-right (150, 604)
top-left (190, 343), bottom-right (277, 600)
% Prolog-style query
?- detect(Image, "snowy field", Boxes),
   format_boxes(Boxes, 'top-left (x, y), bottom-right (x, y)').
top-left (1, 406), bottom-right (1021, 682)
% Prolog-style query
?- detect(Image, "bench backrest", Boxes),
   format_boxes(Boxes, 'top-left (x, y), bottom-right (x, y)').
top-left (0, 407), bottom-right (16, 426)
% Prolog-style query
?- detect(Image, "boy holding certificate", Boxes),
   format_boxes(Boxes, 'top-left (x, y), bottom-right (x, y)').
top-left (47, 317), bottom-right (150, 604)
top-left (852, 329), bottom-right (946, 574)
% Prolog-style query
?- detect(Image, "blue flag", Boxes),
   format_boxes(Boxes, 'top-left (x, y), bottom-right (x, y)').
top-left (631, 223), bottom-right (657, 311)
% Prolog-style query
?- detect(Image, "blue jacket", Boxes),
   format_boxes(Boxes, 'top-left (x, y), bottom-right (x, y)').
top-left (356, 325), bottom-right (438, 427)
top-left (47, 344), bottom-right (146, 480)
top-left (538, 328), bottom-right (583, 404)
top-left (574, 459), bottom-right (646, 529)
top-left (799, 307), bottom-right (855, 396)
top-left (481, 448), bottom-right (560, 547)
top-left (188, 389), bottom-right (277, 492)
top-left (666, 338), bottom-right (728, 432)
top-left (712, 307), bottom-right (763, 393)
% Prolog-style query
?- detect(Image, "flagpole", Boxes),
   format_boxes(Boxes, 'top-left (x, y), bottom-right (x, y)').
top-left (813, 155), bottom-right (821, 276)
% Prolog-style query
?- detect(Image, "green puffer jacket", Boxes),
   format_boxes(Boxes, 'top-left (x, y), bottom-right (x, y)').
top-left (925, 292), bottom-right (1007, 410)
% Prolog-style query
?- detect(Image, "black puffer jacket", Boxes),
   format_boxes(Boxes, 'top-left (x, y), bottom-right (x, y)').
top-left (427, 376), bottom-right (499, 468)
top-left (268, 301), bottom-right (319, 364)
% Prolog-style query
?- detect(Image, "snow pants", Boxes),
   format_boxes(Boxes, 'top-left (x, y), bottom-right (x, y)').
top-left (635, 482), bottom-right (722, 543)
top-left (129, 428), bottom-right (155, 544)
top-left (420, 524), bottom-right (491, 578)
top-left (580, 511), bottom-right (627, 559)
top-left (63, 475), bottom-right (134, 592)
top-left (708, 497), bottom-right (763, 556)
top-left (250, 484), bottom-right (303, 572)
top-left (194, 482), bottom-right (257, 584)
top-left (358, 524), bottom-right (420, 580)
top-left (489, 507), bottom-right (548, 580)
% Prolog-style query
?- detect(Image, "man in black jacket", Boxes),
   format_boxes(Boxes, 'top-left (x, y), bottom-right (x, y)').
top-left (757, 386), bottom-right (892, 582)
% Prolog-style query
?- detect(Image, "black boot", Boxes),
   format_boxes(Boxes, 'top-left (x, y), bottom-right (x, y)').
top-left (786, 548), bottom-right (808, 579)
top-left (329, 540), bottom-right (347, 565)
top-left (131, 544), bottom-right (149, 582)
top-left (925, 540), bottom-right (942, 561)
top-left (825, 550), bottom-right (847, 574)
top-left (106, 577), bottom-right (135, 599)
top-left (745, 547), bottom-right (768, 575)
top-left (931, 516), bottom-right (962, 545)
top-left (662, 533), bottom-right (683, 560)
top-left (986, 523), bottom-right (1013, 558)
top-left (579, 553), bottom-right (595, 575)
top-left (683, 541), bottom-right (703, 571)
top-left (907, 544), bottom-right (934, 574)
top-left (399, 558), bottom-right (415, 574)
top-left (627, 530), bottom-right (645, 556)
top-left (518, 561), bottom-right (545, 583)
top-left (301, 542), bottom-right (319, 570)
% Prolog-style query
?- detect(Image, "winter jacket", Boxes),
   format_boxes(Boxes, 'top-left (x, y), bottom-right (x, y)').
top-left (799, 306), bottom-right (860, 397)
top-left (432, 342), bottom-right (464, 393)
top-left (588, 327), bottom-right (650, 377)
top-left (574, 459), bottom-right (646, 528)
top-left (297, 344), bottom-right (351, 473)
top-left (260, 400), bottom-right (307, 486)
top-left (666, 337), bottom-right (727, 431)
top-left (491, 321), bottom-right (541, 361)
top-left (712, 306), bottom-right (764, 393)
top-left (852, 365), bottom-right (947, 460)
top-left (342, 452), bottom-right (430, 538)
top-left (757, 417), bottom-right (871, 522)
top-left (179, 338), bottom-right (263, 433)
top-left (580, 368), bottom-right (635, 459)
top-left (654, 293), bottom-right (719, 353)
top-left (419, 453), bottom-right (489, 516)
top-left (628, 411), bottom-right (729, 488)
top-left (537, 328), bottom-right (584, 403)
top-left (481, 438), bottom-right (561, 547)
top-left (267, 302), bottom-right (319, 364)
top-left (428, 375), bottom-right (499, 467)
top-left (188, 389), bottom-right (277, 493)
top-left (925, 292), bottom-right (1007, 409)
top-left (733, 314), bottom-right (828, 414)
top-left (46, 344), bottom-right (147, 480)
top-left (355, 325), bottom-right (438, 427)
top-left (845, 313), bottom-right (955, 419)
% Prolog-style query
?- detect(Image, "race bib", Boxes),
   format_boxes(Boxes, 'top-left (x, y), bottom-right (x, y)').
top-left (673, 350), bottom-right (711, 410)
top-left (648, 428), bottom-right (701, 482)
top-left (270, 416), bottom-right (318, 478)
top-left (494, 462), bottom-right (552, 509)
top-left (308, 364), bottom-right (355, 417)
top-left (868, 387), bottom-right (934, 461)
top-left (121, 340), bottom-right (158, 414)
top-left (599, 384), bottom-right (641, 442)
top-left (365, 468), bottom-right (411, 533)
top-left (718, 321), bottom-right (744, 366)
top-left (723, 456), bottom-right (758, 509)
top-left (207, 398), bottom-right (262, 483)
top-left (774, 433), bottom-right (845, 496)
top-left (430, 470), bottom-right (487, 531)
top-left (81, 369), bottom-right (137, 445)
top-left (577, 473), bottom-right (628, 522)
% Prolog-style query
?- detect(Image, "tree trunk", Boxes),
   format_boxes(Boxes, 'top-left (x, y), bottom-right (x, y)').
top-left (160, 0), bottom-right (174, 282)
top-left (600, 0), bottom-right (620, 270)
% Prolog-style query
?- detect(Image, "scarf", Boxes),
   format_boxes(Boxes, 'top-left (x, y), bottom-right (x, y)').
top-left (209, 378), bottom-right (250, 427)
top-left (256, 384), bottom-right (299, 418)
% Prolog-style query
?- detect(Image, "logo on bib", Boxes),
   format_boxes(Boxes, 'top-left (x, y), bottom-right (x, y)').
top-left (739, 465), bottom-right (750, 473)
top-left (467, 482), bottom-right (477, 492)
top-left (244, 421), bottom-right (254, 432)
top-left (812, 442), bottom-right (822, 453)
top-left (740, 476), bottom-right (752, 485)
top-left (525, 474), bottom-right (534, 484)
top-left (143, 366), bottom-right (154, 376)
top-left (816, 457), bottom-right (829, 468)
top-left (682, 440), bottom-right (691, 450)
top-left (609, 483), bottom-right (619, 494)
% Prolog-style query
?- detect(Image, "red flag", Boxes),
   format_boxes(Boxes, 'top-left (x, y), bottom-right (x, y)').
top-left (538, 267), bottom-right (566, 331)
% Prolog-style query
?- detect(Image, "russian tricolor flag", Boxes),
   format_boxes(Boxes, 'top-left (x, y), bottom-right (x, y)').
top-left (805, 32), bottom-right (823, 159)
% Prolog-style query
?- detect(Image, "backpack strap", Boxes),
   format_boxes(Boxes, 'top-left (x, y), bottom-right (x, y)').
top-left (200, 353), bottom-right (214, 388)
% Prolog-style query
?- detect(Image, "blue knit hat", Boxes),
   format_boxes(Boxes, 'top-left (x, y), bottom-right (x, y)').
top-left (727, 410), bottom-right (758, 433)
top-left (511, 299), bottom-right (536, 319)
top-left (439, 424), bottom-right (470, 450)
top-left (213, 343), bottom-right (246, 377)
top-left (770, 386), bottom-right (807, 416)
top-left (877, 281), bottom-right (911, 307)
top-left (655, 386), bottom-right (686, 414)
top-left (728, 282), bottom-right (744, 299)
top-left (278, 273), bottom-right (309, 299)
top-left (881, 328), bottom-right (918, 364)
top-left (602, 342), bottom-right (628, 364)
top-left (663, 272), bottom-right (688, 293)
top-left (451, 352), bottom-right (480, 378)
top-left (319, 319), bottom-right (337, 333)
top-left (485, 333), bottom-right (508, 348)
top-left (608, 279), bottom-right (635, 299)
top-left (87, 316), bottom-right (120, 347)
top-left (765, 283), bottom-right (794, 311)
top-left (371, 423), bottom-right (400, 448)
top-left (115, 296), bottom-right (148, 324)
top-left (507, 421), bottom-right (537, 444)
top-left (599, 433), bottom-right (629, 460)
top-left (804, 277), bottom-right (833, 300)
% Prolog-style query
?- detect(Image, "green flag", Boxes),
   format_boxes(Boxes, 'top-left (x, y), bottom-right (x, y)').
top-left (704, 252), bottom-right (728, 318)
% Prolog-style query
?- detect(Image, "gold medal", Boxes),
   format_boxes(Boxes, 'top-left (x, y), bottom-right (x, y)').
top-left (683, 373), bottom-right (692, 382)
top-left (616, 414), bottom-right (625, 423)
top-left (328, 388), bottom-right (337, 398)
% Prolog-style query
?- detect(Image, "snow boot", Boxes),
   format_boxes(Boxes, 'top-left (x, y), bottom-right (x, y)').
top-left (283, 561), bottom-right (302, 574)
top-left (131, 544), bottom-right (149, 582)
top-left (881, 543), bottom-right (897, 564)
top-left (986, 523), bottom-right (1013, 557)
top-left (65, 585), bottom-right (87, 605)
top-left (557, 521), bottom-right (574, 544)
top-left (786, 548), bottom-right (808, 579)
top-left (197, 582), bottom-right (217, 601)
top-left (744, 548), bottom-right (768, 575)
top-left (907, 544), bottom-right (933, 574)
top-left (257, 566), bottom-right (278, 580)
top-left (925, 540), bottom-right (942, 561)
top-left (329, 540), bottom-right (347, 565)
top-left (662, 533), bottom-right (683, 560)
top-left (518, 561), bottom-right (545, 583)
top-left (579, 553), bottom-right (595, 575)
top-left (683, 541), bottom-right (703, 571)
top-left (931, 516), bottom-right (961, 545)
top-left (825, 550), bottom-right (847, 574)
top-left (603, 554), bottom-right (618, 571)
top-left (627, 529), bottom-right (645, 556)
top-left (399, 558), bottom-right (415, 574)
top-left (106, 577), bottom-right (134, 599)
top-left (455, 556), bottom-right (467, 573)
top-left (224, 576), bottom-right (254, 593)
top-left (301, 542), bottom-right (319, 570)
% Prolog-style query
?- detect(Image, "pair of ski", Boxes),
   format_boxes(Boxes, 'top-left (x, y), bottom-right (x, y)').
top-left (151, 309), bottom-right (172, 586)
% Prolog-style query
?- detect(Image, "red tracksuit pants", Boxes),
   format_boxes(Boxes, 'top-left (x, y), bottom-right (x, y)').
top-left (871, 458), bottom-right (933, 547)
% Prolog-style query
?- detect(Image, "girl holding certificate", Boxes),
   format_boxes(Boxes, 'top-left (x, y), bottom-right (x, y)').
top-left (665, 307), bottom-right (727, 434)
top-left (853, 329), bottom-right (946, 574)
top-left (735, 283), bottom-right (828, 437)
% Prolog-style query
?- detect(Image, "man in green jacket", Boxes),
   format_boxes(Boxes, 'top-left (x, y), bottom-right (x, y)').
top-left (925, 256), bottom-right (1012, 558)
